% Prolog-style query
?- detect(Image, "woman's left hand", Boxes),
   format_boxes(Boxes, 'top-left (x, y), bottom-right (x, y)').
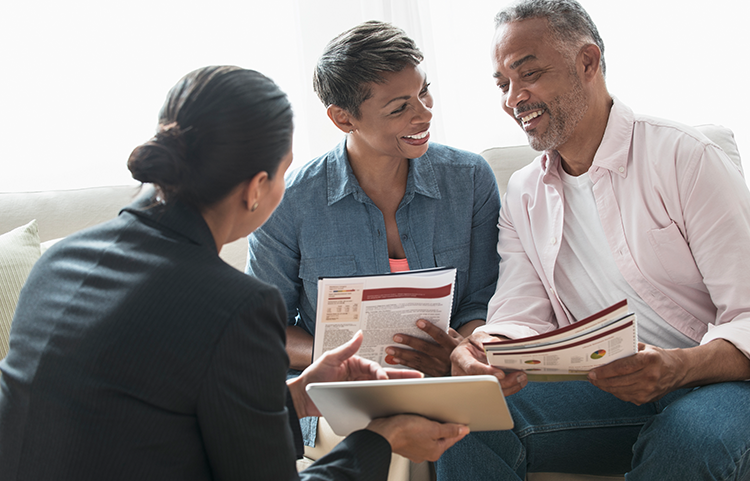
top-left (288, 331), bottom-right (422, 418)
top-left (384, 320), bottom-right (463, 377)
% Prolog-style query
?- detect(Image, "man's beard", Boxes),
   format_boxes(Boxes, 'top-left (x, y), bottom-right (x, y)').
top-left (523, 73), bottom-right (588, 152)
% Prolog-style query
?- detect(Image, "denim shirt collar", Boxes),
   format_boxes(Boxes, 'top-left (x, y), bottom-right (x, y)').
top-left (325, 138), bottom-right (441, 207)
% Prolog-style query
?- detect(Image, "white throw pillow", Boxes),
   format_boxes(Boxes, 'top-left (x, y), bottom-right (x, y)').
top-left (0, 220), bottom-right (41, 359)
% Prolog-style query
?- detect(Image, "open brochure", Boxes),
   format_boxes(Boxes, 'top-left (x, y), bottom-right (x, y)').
top-left (483, 300), bottom-right (638, 381)
top-left (312, 267), bottom-right (456, 368)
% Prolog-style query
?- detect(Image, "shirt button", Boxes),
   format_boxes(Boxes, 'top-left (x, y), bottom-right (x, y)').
top-left (402, 234), bottom-right (408, 240)
top-left (619, 166), bottom-right (625, 173)
top-left (551, 237), bottom-right (557, 245)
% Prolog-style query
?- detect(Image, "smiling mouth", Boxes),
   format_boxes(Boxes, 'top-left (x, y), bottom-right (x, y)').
top-left (403, 130), bottom-right (429, 140)
top-left (517, 110), bottom-right (544, 127)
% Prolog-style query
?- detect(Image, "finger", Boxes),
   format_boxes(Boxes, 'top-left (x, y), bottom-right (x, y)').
top-left (448, 328), bottom-right (462, 340)
top-left (499, 370), bottom-right (527, 395)
top-left (387, 346), bottom-right (449, 371)
top-left (387, 346), bottom-right (441, 366)
top-left (589, 366), bottom-right (646, 388)
top-left (450, 340), bottom-right (495, 376)
top-left (384, 368), bottom-right (424, 379)
top-left (589, 352), bottom-right (645, 379)
top-left (391, 336), bottom-right (445, 358)
top-left (433, 423), bottom-right (470, 443)
top-left (415, 320), bottom-right (459, 350)
top-left (401, 421), bottom-right (471, 463)
top-left (591, 344), bottom-right (666, 382)
top-left (386, 351), bottom-right (449, 377)
top-left (343, 355), bottom-right (390, 381)
top-left (501, 381), bottom-right (525, 397)
top-left (387, 342), bottom-right (446, 363)
top-left (322, 330), bottom-right (364, 364)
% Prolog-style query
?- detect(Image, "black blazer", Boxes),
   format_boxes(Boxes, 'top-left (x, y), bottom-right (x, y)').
top-left (0, 195), bottom-right (390, 480)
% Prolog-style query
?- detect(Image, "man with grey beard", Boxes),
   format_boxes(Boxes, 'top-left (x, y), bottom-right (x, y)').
top-left (438, 0), bottom-right (750, 479)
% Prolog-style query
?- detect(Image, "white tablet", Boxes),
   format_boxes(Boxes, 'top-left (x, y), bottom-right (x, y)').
top-left (305, 375), bottom-right (513, 437)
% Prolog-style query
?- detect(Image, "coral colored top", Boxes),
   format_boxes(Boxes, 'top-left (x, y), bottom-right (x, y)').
top-left (389, 257), bottom-right (410, 273)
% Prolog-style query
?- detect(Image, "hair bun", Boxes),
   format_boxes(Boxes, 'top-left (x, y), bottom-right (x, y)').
top-left (127, 122), bottom-right (190, 194)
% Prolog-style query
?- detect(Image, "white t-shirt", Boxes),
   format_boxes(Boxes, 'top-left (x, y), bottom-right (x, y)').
top-left (553, 163), bottom-right (695, 349)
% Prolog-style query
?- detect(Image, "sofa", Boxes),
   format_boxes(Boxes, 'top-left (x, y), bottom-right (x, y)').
top-left (0, 125), bottom-right (742, 480)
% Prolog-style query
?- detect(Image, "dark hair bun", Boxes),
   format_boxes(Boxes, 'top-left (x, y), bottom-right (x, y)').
top-left (128, 66), bottom-right (293, 208)
top-left (127, 122), bottom-right (190, 198)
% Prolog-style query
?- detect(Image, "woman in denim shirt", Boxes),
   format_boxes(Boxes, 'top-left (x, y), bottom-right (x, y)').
top-left (247, 21), bottom-right (500, 379)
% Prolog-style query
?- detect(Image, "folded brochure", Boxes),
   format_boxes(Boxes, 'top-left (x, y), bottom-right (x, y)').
top-left (313, 267), bottom-right (456, 368)
top-left (483, 300), bottom-right (638, 381)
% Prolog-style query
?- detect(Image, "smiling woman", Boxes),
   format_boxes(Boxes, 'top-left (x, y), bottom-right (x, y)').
top-left (245, 24), bottom-right (503, 467)
top-left (248, 19), bottom-right (501, 378)
top-left (0, 1), bottom-right (747, 193)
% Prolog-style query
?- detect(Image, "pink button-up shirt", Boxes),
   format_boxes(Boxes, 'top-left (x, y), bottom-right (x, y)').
top-left (478, 100), bottom-right (750, 359)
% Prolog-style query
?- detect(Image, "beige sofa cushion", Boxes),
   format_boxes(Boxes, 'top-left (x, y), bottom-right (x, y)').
top-left (0, 220), bottom-right (41, 359)
top-left (0, 185), bottom-right (141, 243)
top-left (0, 185), bottom-right (248, 272)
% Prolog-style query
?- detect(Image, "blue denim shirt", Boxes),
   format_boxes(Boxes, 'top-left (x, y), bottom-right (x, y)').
top-left (247, 139), bottom-right (501, 337)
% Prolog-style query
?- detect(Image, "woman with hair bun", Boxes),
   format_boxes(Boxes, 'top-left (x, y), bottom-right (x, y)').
top-left (0, 66), bottom-right (467, 481)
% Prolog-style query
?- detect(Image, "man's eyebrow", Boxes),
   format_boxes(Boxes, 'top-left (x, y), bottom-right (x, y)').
top-left (493, 54), bottom-right (538, 78)
top-left (510, 55), bottom-right (536, 70)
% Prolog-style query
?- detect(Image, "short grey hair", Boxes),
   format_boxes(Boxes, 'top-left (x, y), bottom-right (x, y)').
top-left (313, 20), bottom-right (424, 118)
top-left (495, 0), bottom-right (606, 76)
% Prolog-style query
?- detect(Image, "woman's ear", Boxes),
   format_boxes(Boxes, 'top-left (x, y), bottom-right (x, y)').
top-left (327, 105), bottom-right (356, 134)
top-left (243, 171), bottom-right (269, 212)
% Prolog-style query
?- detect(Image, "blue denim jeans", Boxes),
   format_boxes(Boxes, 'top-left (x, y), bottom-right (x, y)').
top-left (436, 381), bottom-right (750, 480)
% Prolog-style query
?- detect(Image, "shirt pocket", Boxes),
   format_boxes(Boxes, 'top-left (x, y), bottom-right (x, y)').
top-left (299, 256), bottom-right (358, 284)
top-left (647, 222), bottom-right (703, 285)
top-left (434, 243), bottom-right (470, 273)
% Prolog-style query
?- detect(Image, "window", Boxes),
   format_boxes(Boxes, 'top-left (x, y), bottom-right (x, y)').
top-left (1, 0), bottom-right (746, 192)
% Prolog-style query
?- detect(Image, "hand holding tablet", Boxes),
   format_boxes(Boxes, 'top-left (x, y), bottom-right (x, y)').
top-left (306, 375), bottom-right (514, 437)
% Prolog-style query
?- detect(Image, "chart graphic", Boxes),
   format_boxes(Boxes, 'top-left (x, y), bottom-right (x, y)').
top-left (590, 349), bottom-right (606, 359)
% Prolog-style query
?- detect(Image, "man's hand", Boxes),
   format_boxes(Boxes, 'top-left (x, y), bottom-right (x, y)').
top-left (451, 331), bottom-right (527, 397)
top-left (289, 331), bottom-right (423, 418)
top-left (589, 339), bottom-right (750, 405)
top-left (588, 342), bottom-right (685, 405)
top-left (384, 320), bottom-right (462, 376)
top-left (366, 415), bottom-right (470, 463)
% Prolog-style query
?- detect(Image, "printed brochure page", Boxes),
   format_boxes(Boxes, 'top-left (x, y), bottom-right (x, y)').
top-left (483, 300), bottom-right (638, 381)
top-left (313, 267), bottom-right (456, 368)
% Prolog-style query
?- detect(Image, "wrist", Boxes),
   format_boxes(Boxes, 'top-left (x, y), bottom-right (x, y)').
top-left (677, 339), bottom-right (750, 387)
top-left (365, 417), bottom-right (401, 452)
top-left (286, 375), bottom-right (310, 419)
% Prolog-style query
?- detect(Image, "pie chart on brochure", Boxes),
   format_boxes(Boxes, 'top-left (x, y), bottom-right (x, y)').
top-left (590, 349), bottom-right (607, 359)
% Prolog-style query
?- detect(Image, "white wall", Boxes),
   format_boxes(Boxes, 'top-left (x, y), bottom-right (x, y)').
top-left (1, 0), bottom-right (747, 192)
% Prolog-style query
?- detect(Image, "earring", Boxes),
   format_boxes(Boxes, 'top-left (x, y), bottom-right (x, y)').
top-left (251, 202), bottom-right (259, 212)
top-left (349, 130), bottom-right (354, 134)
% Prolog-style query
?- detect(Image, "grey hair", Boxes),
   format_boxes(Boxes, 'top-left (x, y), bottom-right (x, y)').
top-left (495, 0), bottom-right (606, 76)
top-left (313, 20), bottom-right (424, 118)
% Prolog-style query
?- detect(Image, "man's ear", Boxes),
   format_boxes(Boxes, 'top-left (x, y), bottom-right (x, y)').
top-left (327, 105), bottom-right (356, 134)
top-left (578, 43), bottom-right (602, 81)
